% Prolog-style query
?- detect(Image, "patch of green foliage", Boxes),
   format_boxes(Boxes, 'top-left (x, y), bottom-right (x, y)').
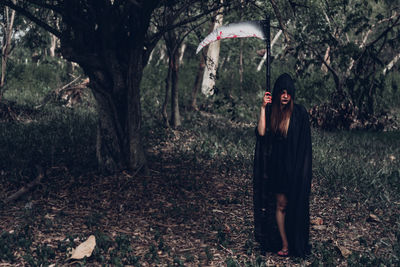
top-left (0, 221), bottom-right (59, 266)
top-left (0, 230), bottom-right (32, 263)
top-left (4, 57), bottom-right (73, 107)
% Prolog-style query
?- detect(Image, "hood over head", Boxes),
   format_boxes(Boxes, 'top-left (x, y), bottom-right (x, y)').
top-left (272, 73), bottom-right (295, 101)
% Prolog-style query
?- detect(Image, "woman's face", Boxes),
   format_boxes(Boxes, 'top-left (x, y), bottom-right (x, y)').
top-left (280, 89), bottom-right (291, 105)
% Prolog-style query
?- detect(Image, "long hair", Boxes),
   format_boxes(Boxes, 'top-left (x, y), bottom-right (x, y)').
top-left (269, 73), bottom-right (296, 137)
top-left (270, 98), bottom-right (293, 137)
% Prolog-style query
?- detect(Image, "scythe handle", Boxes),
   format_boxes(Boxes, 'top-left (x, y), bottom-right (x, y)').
top-left (264, 17), bottom-right (272, 127)
top-left (264, 17), bottom-right (271, 94)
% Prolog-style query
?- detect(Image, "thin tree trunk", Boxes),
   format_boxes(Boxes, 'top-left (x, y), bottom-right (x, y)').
top-left (201, 9), bottom-right (223, 96)
top-left (256, 28), bottom-right (283, 72)
top-left (191, 20), bottom-right (214, 110)
top-left (49, 34), bottom-right (58, 57)
top-left (162, 59), bottom-right (172, 127)
top-left (1, 4), bottom-right (16, 94)
top-left (163, 28), bottom-right (182, 128)
top-left (383, 52), bottom-right (400, 74)
top-left (178, 42), bottom-right (186, 66)
top-left (171, 47), bottom-right (181, 127)
top-left (367, 82), bottom-right (375, 115)
top-left (347, 29), bottom-right (371, 75)
top-left (321, 46), bottom-right (331, 73)
top-left (157, 44), bottom-right (166, 65)
top-left (191, 56), bottom-right (205, 110)
top-left (269, 0), bottom-right (290, 43)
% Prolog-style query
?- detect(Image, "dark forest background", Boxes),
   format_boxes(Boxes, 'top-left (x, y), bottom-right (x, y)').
top-left (0, 0), bottom-right (399, 266)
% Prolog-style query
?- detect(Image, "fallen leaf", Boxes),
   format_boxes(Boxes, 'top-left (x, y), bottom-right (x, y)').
top-left (311, 217), bottom-right (324, 225)
top-left (212, 209), bottom-right (224, 213)
top-left (336, 244), bottom-right (352, 258)
top-left (69, 235), bottom-right (96, 260)
top-left (45, 214), bottom-right (55, 220)
top-left (312, 225), bottom-right (327, 230)
top-left (215, 183), bottom-right (224, 189)
top-left (367, 213), bottom-right (380, 222)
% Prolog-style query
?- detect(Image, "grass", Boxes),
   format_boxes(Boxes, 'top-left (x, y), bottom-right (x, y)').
top-left (0, 105), bottom-right (97, 179)
top-left (312, 128), bottom-right (400, 207)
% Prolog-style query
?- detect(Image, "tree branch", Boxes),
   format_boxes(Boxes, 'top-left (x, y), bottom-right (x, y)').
top-left (5, 166), bottom-right (44, 203)
top-left (149, 1), bottom-right (239, 45)
top-left (366, 13), bottom-right (400, 48)
top-left (3, 0), bottom-right (62, 38)
top-left (306, 43), bottom-right (341, 91)
top-left (383, 52), bottom-right (400, 75)
top-left (269, 0), bottom-right (290, 43)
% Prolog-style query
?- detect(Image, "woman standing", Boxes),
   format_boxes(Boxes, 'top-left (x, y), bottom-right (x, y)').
top-left (253, 73), bottom-right (312, 258)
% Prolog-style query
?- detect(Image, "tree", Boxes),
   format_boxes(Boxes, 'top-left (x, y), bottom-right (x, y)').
top-left (3, 0), bottom-right (244, 173)
top-left (163, 29), bottom-right (184, 128)
top-left (0, 1), bottom-right (16, 94)
top-left (161, 3), bottom-right (195, 128)
top-left (190, 21), bottom-right (213, 111)
top-left (269, 0), bottom-right (400, 123)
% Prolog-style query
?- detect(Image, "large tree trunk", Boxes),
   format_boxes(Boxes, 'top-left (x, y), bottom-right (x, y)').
top-left (127, 49), bottom-right (147, 172)
top-left (84, 46), bottom-right (147, 173)
top-left (190, 55), bottom-right (206, 110)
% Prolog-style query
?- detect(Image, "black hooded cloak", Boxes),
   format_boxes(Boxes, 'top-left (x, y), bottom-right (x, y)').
top-left (253, 73), bottom-right (312, 258)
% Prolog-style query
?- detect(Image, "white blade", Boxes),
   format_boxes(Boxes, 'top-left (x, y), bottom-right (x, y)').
top-left (196, 20), bottom-right (265, 54)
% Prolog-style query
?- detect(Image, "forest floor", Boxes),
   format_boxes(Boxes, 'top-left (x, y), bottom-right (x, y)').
top-left (0, 111), bottom-right (399, 266)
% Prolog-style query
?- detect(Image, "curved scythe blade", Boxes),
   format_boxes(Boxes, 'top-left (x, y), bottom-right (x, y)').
top-left (196, 20), bottom-right (266, 54)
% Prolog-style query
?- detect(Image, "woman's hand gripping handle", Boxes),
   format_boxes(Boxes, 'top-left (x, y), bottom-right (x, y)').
top-left (258, 91), bottom-right (272, 136)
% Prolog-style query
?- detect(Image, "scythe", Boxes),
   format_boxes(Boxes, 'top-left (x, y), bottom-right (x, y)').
top-left (196, 18), bottom-right (271, 93)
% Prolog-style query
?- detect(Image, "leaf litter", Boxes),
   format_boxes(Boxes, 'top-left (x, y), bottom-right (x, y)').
top-left (0, 114), bottom-right (399, 266)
